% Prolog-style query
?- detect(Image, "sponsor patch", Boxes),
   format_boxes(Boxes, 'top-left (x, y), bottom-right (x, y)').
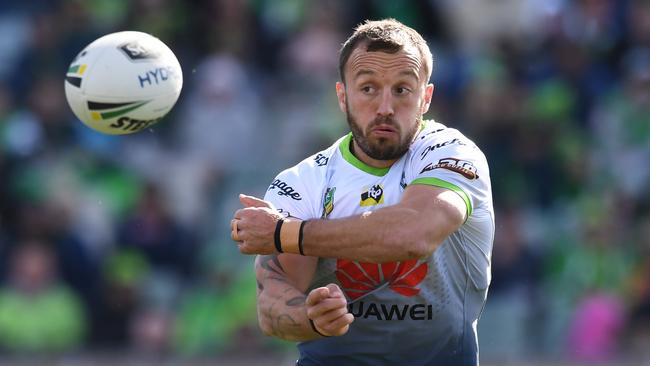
top-left (421, 157), bottom-right (479, 180)
top-left (336, 259), bottom-right (428, 301)
top-left (360, 184), bottom-right (384, 206)
top-left (348, 301), bottom-right (434, 321)
top-left (314, 153), bottom-right (329, 167)
top-left (419, 138), bottom-right (466, 160)
top-left (268, 179), bottom-right (302, 200)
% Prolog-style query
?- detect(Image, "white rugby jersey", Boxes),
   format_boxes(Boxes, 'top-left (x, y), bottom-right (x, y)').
top-left (263, 120), bottom-right (494, 366)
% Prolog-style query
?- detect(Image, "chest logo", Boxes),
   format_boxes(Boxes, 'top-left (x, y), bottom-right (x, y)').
top-left (360, 184), bottom-right (384, 206)
top-left (322, 187), bottom-right (336, 218)
top-left (336, 259), bottom-right (429, 300)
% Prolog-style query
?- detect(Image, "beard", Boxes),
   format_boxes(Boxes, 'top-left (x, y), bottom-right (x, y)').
top-left (346, 108), bottom-right (421, 161)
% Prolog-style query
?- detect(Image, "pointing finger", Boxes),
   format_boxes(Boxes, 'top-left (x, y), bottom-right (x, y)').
top-left (239, 194), bottom-right (273, 209)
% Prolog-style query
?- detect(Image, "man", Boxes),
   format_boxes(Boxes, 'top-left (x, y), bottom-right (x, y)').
top-left (231, 19), bottom-right (494, 365)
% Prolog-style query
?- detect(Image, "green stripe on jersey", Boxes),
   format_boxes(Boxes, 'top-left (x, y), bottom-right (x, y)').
top-left (419, 119), bottom-right (428, 131)
top-left (339, 134), bottom-right (390, 176)
top-left (410, 177), bottom-right (473, 218)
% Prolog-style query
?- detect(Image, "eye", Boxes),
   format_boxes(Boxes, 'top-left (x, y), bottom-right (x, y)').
top-left (395, 86), bottom-right (411, 95)
top-left (361, 85), bottom-right (375, 94)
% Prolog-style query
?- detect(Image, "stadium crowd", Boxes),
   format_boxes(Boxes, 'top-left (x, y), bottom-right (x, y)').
top-left (0, 0), bottom-right (648, 364)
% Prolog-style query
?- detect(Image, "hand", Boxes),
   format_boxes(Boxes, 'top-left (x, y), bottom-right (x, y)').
top-left (306, 284), bottom-right (354, 337)
top-left (231, 194), bottom-right (283, 255)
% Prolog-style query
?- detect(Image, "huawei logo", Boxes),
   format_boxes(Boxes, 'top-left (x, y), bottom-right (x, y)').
top-left (336, 259), bottom-right (428, 300)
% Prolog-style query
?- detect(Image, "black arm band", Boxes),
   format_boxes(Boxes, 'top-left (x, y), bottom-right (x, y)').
top-left (309, 318), bottom-right (330, 337)
top-left (298, 220), bottom-right (307, 256)
top-left (274, 219), bottom-right (284, 253)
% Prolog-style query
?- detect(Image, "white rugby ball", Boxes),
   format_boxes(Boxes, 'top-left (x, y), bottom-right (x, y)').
top-left (64, 31), bottom-right (183, 135)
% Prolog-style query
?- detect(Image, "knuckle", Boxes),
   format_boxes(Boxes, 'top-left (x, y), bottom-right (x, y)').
top-left (345, 313), bottom-right (355, 323)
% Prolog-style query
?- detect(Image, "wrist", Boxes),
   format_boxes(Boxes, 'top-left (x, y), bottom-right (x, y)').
top-left (274, 219), bottom-right (308, 255)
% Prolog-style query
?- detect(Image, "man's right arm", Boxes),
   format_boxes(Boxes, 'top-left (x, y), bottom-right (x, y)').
top-left (256, 253), bottom-right (352, 341)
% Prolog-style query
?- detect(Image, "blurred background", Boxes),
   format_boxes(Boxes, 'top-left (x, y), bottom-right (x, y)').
top-left (0, 0), bottom-right (648, 365)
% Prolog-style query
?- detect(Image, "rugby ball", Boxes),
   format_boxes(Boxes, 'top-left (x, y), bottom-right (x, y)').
top-left (64, 31), bottom-right (182, 134)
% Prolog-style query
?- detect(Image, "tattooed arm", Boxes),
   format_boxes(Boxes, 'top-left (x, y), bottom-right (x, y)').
top-left (255, 253), bottom-right (317, 340)
top-left (255, 253), bottom-right (353, 341)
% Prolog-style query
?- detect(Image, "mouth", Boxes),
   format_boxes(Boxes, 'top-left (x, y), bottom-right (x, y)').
top-left (370, 124), bottom-right (398, 138)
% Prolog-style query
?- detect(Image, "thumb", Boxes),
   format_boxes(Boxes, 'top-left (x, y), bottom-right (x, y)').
top-left (239, 194), bottom-right (272, 208)
top-left (306, 287), bottom-right (331, 306)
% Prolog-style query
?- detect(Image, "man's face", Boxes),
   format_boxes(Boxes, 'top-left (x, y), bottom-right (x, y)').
top-left (336, 45), bottom-right (433, 161)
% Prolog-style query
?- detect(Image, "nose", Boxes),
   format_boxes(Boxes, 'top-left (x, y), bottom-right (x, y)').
top-left (376, 88), bottom-right (394, 117)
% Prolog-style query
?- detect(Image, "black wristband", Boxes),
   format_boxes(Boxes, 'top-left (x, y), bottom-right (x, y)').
top-left (274, 219), bottom-right (284, 253)
top-left (298, 220), bottom-right (307, 256)
top-left (309, 318), bottom-right (331, 337)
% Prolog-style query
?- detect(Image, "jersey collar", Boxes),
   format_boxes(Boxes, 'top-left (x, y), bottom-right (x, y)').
top-left (339, 134), bottom-right (390, 176)
top-left (338, 121), bottom-right (430, 176)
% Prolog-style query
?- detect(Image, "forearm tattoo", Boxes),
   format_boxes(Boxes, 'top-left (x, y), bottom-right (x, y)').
top-left (286, 295), bottom-right (307, 306)
top-left (256, 255), bottom-right (310, 340)
top-left (259, 255), bottom-right (288, 285)
top-left (260, 255), bottom-right (284, 275)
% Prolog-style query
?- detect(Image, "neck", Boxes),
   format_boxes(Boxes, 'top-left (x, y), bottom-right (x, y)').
top-left (350, 139), bottom-right (396, 169)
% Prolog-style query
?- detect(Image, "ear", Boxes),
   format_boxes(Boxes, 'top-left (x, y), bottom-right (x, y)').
top-left (336, 82), bottom-right (347, 114)
top-left (421, 83), bottom-right (434, 115)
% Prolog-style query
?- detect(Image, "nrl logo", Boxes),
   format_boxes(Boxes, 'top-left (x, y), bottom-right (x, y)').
top-left (322, 187), bottom-right (336, 218)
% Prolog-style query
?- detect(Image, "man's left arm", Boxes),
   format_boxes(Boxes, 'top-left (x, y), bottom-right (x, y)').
top-left (235, 184), bottom-right (466, 262)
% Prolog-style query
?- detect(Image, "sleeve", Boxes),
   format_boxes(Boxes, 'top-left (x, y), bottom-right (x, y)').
top-left (407, 136), bottom-right (490, 219)
top-left (262, 164), bottom-right (321, 221)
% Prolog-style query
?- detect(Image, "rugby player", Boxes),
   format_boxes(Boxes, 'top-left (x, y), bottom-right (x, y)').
top-left (231, 18), bottom-right (494, 365)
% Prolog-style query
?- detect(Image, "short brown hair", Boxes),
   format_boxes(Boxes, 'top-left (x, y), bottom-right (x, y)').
top-left (338, 19), bottom-right (433, 84)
